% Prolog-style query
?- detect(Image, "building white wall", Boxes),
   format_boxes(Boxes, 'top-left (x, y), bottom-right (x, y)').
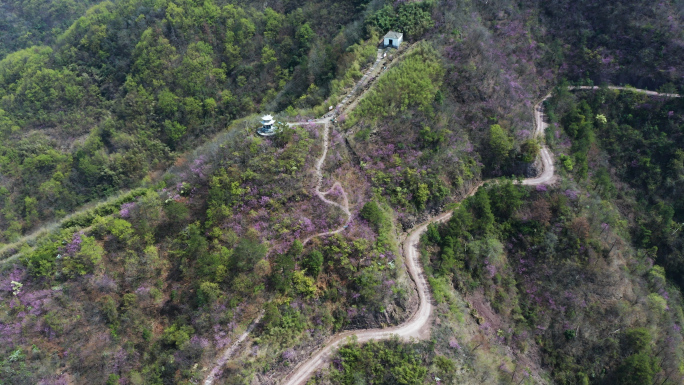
top-left (384, 35), bottom-right (402, 48)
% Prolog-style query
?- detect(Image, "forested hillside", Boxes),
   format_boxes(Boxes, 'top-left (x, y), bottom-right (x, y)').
top-left (0, 0), bottom-right (102, 57)
top-left (0, 0), bottom-right (373, 242)
top-left (3, 0), bottom-right (684, 384)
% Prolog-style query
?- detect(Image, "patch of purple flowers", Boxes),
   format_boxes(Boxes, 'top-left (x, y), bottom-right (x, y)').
top-left (119, 202), bottom-right (135, 218)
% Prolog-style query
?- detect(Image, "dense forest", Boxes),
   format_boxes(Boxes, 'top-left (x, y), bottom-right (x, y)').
top-left (0, 0), bottom-right (376, 242)
top-left (2, 0), bottom-right (684, 384)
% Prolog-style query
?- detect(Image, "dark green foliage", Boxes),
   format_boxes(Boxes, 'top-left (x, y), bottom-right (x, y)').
top-left (302, 250), bottom-right (323, 277)
top-left (271, 241), bottom-right (300, 293)
top-left (445, 206), bottom-right (473, 241)
top-left (273, 126), bottom-right (296, 148)
top-left (360, 201), bottom-right (383, 230)
top-left (425, 223), bottom-right (440, 244)
top-left (182, 223), bottom-right (208, 263)
top-left (529, 0), bottom-right (684, 90)
top-left (563, 329), bottom-right (576, 340)
top-left (163, 200), bottom-right (189, 224)
top-left (592, 167), bottom-right (615, 198)
top-left (624, 328), bottom-right (652, 353)
top-left (616, 352), bottom-right (659, 385)
top-left (418, 125), bottom-right (446, 148)
top-left (21, 239), bottom-right (59, 277)
top-left (0, 0), bottom-right (99, 57)
top-left (470, 189), bottom-right (495, 236)
top-left (232, 237), bottom-right (267, 272)
top-left (354, 128), bottom-right (371, 141)
top-left (487, 180), bottom-right (524, 220)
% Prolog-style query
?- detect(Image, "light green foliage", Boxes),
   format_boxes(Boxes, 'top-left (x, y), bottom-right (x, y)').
top-left (292, 270), bottom-right (317, 298)
top-left (520, 139), bottom-right (541, 163)
top-left (367, 1), bottom-right (435, 38)
top-left (261, 45), bottom-right (277, 65)
top-left (559, 154), bottom-right (574, 171)
top-left (22, 236), bottom-right (59, 277)
top-left (131, 28), bottom-right (178, 90)
top-left (263, 7), bottom-right (283, 40)
top-left (161, 324), bottom-right (195, 348)
top-left (197, 281), bottom-right (221, 305)
top-left (23, 196), bottom-right (39, 228)
top-left (295, 23), bottom-right (314, 49)
top-left (0, 46), bottom-right (53, 93)
top-left (62, 235), bottom-right (104, 277)
top-left (164, 120), bottom-right (186, 145)
top-left (0, 0), bottom-right (360, 241)
top-left (325, 36), bottom-right (378, 107)
top-left (360, 200), bottom-right (395, 253)
top-left (330, 337), bottom-right (428, 384)
top-left (100, 295), bottom-right (118, 326)
top-left (415, 183), bottom-right (430, 210)
top-left (106, 374), bottom-right (120, 385)
top-left (646, 293), bottom-right (667, 316)
top-left (106, 218), bottom-right (134, 242)
top-left (488, 124), bottom-right (513, 166)
top-left (121, 293), bottom-right (137, 311)
top-left (348, 44), bottom-right (444, 126)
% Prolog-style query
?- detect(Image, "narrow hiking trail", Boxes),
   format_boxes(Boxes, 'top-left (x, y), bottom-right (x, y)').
top-left (299, 119), bottom-right (352, 246)
top-left (203, 311), bottom-right (265, 385)
top-left (280, 86), bottom-right (682, 384)
top-left (0, 189), bottom-right (140, 267)
top-left (202, 50), bottom-right (391, 385)
top-left (203, 119), bottom-right (351, 385)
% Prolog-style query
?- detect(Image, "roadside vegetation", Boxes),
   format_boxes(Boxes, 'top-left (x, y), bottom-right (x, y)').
top-left (4, 0), bottom-right (684, 384)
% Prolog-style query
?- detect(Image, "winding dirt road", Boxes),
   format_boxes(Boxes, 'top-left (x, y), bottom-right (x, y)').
top-left (280, 86), bottom-right (682, 384)
top-left (280, 95), bottom-right (556, 385)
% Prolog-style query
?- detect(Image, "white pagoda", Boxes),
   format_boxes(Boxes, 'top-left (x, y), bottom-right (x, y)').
top-left (257, 114), bottom-right (278, 136)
